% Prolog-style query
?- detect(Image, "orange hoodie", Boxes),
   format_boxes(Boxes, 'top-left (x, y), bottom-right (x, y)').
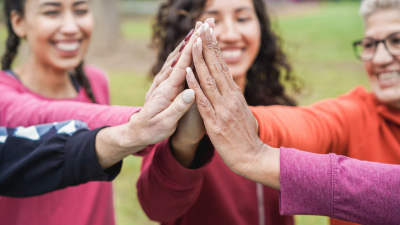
top-left (250, 86), bottom-right (400, 225)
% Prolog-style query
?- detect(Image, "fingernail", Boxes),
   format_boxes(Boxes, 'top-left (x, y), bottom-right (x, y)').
top-left (197, 37), bottom-right (202, 54)
top-left (183, 89), bottom-right (195, 103)
top-left (171, 58), bottom-right (178, 68)
top-left (193, 24), bottom-right (204, 37)
top-left (186, 67), bottom-right (196, 81)
top-left (179, 41), bottom-right (186, 53)
top-left (210, 28), bottom-right (217, 43)
top-left (203, 23), bottom-right (209, 33)
top-left (205, 24), bottom-right (211, 39)
top-left (184, 29), bottom-right (194, 42)
top-left (210, 18), bottom-right (215, 26)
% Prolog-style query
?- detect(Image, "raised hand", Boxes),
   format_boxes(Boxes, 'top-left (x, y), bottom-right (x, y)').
top-left (186, 21), bottom-right (281, 189)
top-left (170, 18), bottom-right (216, 168)
top-left (95, 29), bottom-right (201, 170)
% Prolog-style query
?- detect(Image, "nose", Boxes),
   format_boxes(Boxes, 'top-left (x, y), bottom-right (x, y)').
top-left (59, 11), bottom-right (79, 36)
top-left (372, 42), bottom-right (394, 66)
top-left (217, 18), bottom-right (241, 43)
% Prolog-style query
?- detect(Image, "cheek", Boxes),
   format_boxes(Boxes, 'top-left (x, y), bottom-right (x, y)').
top-left (364, 61), bottom-right (374, 77)
top-left (26, 18), bottom-right (58, 44)
top-left (243, 22), bottom-right (261, 60)
top-left (79, 16), bottom-right (94, 39)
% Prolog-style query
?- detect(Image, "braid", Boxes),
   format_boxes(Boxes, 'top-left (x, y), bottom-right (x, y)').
top-left (74, 61), bottom-right (97, 103)
top-left (2, 0), bottom-right (24, 70)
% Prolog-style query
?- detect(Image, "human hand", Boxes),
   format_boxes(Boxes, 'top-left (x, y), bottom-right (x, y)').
top-left (186, 24), bottom-right (280, 189)
top-left (95, 30), bottom-right (200, 170)
top-left (170, 19), bottom-right (215, 168)
top-left (145, 21), bottom-right (202, 103)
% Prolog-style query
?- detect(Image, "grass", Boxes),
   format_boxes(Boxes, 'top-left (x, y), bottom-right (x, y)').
top-left (110, 2), bottom-right (369, 225)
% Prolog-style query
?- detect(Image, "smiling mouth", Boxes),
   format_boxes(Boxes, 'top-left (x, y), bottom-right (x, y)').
top-left (221, 49), bottom-right (243, 62)
top-left (55, 42), bottom-right (81, 52)
top-left (379, 72), bottom-right (400, 81)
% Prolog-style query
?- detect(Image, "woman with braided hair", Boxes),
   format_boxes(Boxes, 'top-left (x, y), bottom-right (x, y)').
top-left (0, 0), bottom-right (206, 225)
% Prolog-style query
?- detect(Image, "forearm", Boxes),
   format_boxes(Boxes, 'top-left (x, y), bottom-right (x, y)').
top-left (0, 123), bottom-right (121, 197)
top-left (170, 104), bottom-right (206, 168)
top-left (0, 85), bottom-right (139, 129)
top-left (280, 148), bottom-right (400, 225)
top-left (138, 139), bottom-right (212, 222)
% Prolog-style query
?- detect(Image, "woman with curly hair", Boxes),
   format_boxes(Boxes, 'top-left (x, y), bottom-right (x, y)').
top-left (137, 0), bottom-right (298, 224)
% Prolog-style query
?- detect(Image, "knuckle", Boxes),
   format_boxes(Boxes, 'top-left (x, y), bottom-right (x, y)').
top-left (206, 43), bottom-right (213, 51)
top-left (173, 100), bottom-right (186, 113)
top-left (198, 96), bottom-right (211, 109)
top-left (205, 75), bottom-right (216, 88)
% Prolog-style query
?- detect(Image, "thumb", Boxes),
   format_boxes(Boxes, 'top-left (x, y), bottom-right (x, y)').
top-left (156, 89), bottom-right (195, 125)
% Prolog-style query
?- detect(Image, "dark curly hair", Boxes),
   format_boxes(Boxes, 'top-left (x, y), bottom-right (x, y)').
top-left (1, 0), bottom-right (97, 103)
top-left (151, 0), bottom-right (299, 106)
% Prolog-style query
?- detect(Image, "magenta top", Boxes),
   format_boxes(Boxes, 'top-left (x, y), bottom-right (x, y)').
top-left (280, 147), bottom-right (400, 225)
top-left (0, 67), bottom-right (144, 225)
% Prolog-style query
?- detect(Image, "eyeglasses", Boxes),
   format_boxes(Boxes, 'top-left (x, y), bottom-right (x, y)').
top-left (353, 32), bottom-right (400, 61)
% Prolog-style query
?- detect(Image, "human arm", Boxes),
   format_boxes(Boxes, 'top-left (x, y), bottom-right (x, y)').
top-left (188, 27), bottom-right (400, 225)
top-left (0, 75), bottom-right (140, 129)
top-left (0, 121), bottom-right (121, 197)
top-left (137, 136), bottom-right (214, 222)
top-left (279, 147), bottom-right (400, 225)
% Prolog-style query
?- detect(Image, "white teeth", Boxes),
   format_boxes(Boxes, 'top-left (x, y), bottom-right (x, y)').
top-left (56, 42), bottom-right (80, 52)
top-left (379, 72), bottom-right (400, 81)
top-left (221, 50), bottom-right (242, 59)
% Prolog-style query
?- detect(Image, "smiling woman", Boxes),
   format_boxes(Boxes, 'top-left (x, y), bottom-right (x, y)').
top-left (137, 0), bottom-right (298, 224)
top-left (2, 0), bottom-right (96, 101)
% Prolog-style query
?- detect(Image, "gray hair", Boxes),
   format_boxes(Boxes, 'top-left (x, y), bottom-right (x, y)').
top-left (360, 0), bottom-right (400, 18)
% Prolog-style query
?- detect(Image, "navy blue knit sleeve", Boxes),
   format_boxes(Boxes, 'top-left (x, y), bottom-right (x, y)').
top-left (0, 121), bottom-right (122, 197)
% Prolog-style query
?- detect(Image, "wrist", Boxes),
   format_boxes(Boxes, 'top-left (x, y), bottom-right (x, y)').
top-left (170, 133), bottom-right (202, 168)
top-left (235, 142), bottom-right (281, 190)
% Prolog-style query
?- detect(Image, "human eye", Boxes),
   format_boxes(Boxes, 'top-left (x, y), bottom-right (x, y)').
top-left (237, 17), bottom-right (250, 22)
top-left (389, 36), bottom-right (400, 46)
top-left (362, 40), bottom-right (375, 49)
top-left (43, 10), bottom-right (60, 16)
top-left (75, 9), bottom-right (88, 16)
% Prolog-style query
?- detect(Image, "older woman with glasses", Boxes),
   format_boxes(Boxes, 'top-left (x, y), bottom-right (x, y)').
top-left (181, 0), bottom-right (400, 225)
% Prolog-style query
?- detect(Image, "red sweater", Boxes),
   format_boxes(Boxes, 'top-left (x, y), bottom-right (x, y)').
top-left (251, 86), bottom-right (400, 225)
top-left (138, 136), bottom-right (294, 224)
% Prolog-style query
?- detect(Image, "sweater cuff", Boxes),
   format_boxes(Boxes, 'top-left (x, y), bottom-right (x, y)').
top-left (64, 127), bottom-right (122, 185)
top-left (279, 147), bottom-right (333, 217)
top-left (152, 136), bottom-right (214, 187)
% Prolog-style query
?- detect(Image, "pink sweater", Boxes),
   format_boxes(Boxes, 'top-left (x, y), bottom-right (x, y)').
top-left (280, 147), bottom-right (400, 225)
top-left (0, 67), bottom-right (140, 225)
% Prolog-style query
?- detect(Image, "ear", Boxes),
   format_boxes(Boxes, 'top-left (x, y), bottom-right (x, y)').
top-left (10, 10), bottom-right (27, 38)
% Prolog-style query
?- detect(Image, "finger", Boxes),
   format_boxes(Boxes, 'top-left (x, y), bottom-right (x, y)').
top-left (209, 28), bottom-right (240, 92)
top-left (146, 67), bottom-right (174, 102)
top-left (186, 66), bottom-right (217, 126)
top-left (167, 30), bottom-right (200, 88)
top-left (195, 21), bottom-right (203, 30)
top-left (156, 89), bottom-right (196, 126)
top-left (204, 18), bottom-right (215, 29)
top-left (199, 22), bottom-right (231, 96)
top-left (191, 37), bottom-right (224, 108)
top-left (159, 29), bottom-right (195, 74)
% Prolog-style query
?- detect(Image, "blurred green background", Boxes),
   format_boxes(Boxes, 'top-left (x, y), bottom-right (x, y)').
top-left (0, 1), bottom-right (368, 225)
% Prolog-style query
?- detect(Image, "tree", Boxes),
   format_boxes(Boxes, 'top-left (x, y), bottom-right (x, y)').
top-left (90, 0), bottom-right (121, 50)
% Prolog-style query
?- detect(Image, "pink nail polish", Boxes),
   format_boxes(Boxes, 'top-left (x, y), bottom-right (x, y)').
top-left (171, 58), bottom-right (178, 67)
top-left (179, 41), bottom-right (186, 53)
top-left (184, 29), bottom-right (194, 42)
